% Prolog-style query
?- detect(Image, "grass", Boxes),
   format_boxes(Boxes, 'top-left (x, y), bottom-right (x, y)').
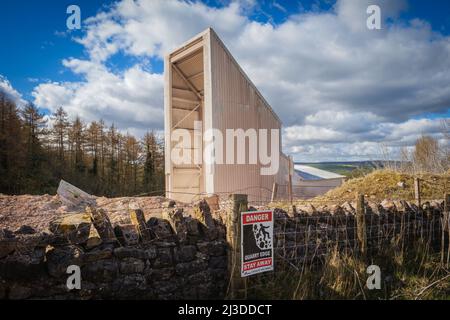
top-left (314, 169), bottom-right (450, 203)
top-left (243, 240), bottom-right (450, 300)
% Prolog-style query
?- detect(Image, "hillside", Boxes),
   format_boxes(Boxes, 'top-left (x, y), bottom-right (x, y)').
top-left (315, 170), bottom-right (449, 202)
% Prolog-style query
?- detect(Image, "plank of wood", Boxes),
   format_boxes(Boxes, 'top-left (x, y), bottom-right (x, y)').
top-left (173, 63), bottom-right (203, 101)
top-left (57, 179), bottom-right (95, 208)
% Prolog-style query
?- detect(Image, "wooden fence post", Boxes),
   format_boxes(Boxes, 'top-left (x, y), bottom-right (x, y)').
top-left (444, 194), bottom-right (450, 267)
top-left (226, 194), bottom-right (248, 299)
top-left (356, 193), bottom-right (367, 256)
top-left (414, 178), bottom-right (421, 208)
top-left (271, 182), bottom-right (278, 203)
top-left (444, 194), bottom-right (450, 232)
top-left (288, 156), bottom-right (293, 204)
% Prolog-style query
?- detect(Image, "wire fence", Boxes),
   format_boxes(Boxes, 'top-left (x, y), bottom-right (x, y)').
top-left (237, 194), bottom-right (449, 297)
top-left (272, 211), bottom-right (444, 264)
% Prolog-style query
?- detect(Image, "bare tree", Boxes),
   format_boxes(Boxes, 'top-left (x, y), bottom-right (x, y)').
top-left (413, 135), bottom-right (445, 173)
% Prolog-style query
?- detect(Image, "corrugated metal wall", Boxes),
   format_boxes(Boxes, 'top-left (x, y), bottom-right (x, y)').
top-left (292, 176), bottom-right (344, 199)
top-left (209, 30), bottom-right (287, 202)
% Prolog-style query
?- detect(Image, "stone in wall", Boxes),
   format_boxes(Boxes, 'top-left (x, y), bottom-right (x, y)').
top-left (341, 202), bottom-right (355, 215)
top-left (380, 199), bottom-right (397, 213)
top-left (129, 208), bottom-right (154, 242)
top-left (174, 245), bottom-right (196, 262)
top-left (0, 229), bottom-right (16, 258)
top-left (86, 206), bottom-right (117, 243)
top-left (49, 213), bottom-right (93, 245)
top-left (162, 205), bottom-right (187, 241)
top-left (161, 202), bottom-right (208, 244)
top-left (114, 224), bottom-right (139, 246)
top-left (193, 199), bottom-right (218, 240)
top-left (146, 217), bottom-right (175, 241)
top-left (86, 225), bottom-right (102, 249)
top-left (296, 203), bottom-right (317, 216)
top-left (46, 244), bottom-right (84, 278)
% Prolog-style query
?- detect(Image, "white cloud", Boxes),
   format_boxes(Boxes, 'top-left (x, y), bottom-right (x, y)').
top-left (284, 116), bottom-right (448, 161)
top-left (0, 76), bottom-right (27, 108)
top-left (382, 118), bottom-right (447, 144)
top-left (77, 0), bottom-right (248, 62)
top-left (33, 60), bottom-right (164, 130)
top-left (31, 0), bottom-right (450, 161)
top-left (304, 111), bottom-right (383, 134)
top-left (284, 125), bottom-right (345, 144)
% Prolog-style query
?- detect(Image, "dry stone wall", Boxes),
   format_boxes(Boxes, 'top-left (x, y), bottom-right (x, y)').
top-left (0, 200), bottom-right (228, 300)
top-left (0, 197), bottom-right (446, 300)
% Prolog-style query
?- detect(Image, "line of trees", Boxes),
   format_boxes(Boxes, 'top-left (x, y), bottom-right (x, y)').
top-left (0, 92), bottom-right (165, 196)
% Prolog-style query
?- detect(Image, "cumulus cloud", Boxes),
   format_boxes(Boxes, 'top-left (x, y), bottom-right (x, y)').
top-left (31, 0), bottom-right (450, 161)
top-left (0, 76), bottom-right (27, 108)
top-left (283, 116), bottom-right (448, 162)
top-left (77, 0), bottom-right (248, 62)
top-left (33, 59), bottom-right (164, 131)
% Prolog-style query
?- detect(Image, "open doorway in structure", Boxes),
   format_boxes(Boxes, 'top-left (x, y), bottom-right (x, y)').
top-left (165, 34), bottom-right (205, 203)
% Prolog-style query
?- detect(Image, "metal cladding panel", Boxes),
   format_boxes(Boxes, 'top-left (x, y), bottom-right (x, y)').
top-left (276, 153), bottom-right (291, 199)
top-left (209, 30), bottom-right (284, 202)
top-left (292, 177), bottom-right (344, 199)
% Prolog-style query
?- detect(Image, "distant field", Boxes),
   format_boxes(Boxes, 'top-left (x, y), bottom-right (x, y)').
top-left (297, 161), bottom-right (380, 177)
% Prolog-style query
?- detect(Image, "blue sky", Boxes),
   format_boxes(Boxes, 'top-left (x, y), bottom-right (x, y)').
top-left (0, 0), bottom-right (109, 100)
top-left (0, 0), bottom-right (449, 161)
top-left (2, 0), bottom-right (450, 100)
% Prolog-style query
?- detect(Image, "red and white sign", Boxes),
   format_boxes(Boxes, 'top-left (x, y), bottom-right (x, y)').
top-left (241, 210), bottom-right (274, 277)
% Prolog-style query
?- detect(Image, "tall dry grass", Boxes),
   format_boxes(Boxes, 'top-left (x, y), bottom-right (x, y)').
top-left (242, 238), bottom-right (449, 300)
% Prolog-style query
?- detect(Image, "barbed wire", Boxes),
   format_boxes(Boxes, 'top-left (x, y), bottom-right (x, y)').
top-left (80, 179), bottom-right (449, 210)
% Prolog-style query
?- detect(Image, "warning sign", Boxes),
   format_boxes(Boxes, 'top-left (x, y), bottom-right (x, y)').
top-left (241, 210), bottom-right (274, 277)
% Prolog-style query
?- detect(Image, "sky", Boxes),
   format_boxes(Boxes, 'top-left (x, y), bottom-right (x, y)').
top-left (0, 0), bottom-right (449, 162)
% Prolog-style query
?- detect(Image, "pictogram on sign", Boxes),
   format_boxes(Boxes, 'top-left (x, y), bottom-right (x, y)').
top-left (241, 210), bottom-right (274, 277)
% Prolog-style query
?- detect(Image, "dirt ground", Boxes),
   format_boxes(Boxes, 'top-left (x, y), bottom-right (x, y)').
top-left (0, 194), bottom-right (175, 232)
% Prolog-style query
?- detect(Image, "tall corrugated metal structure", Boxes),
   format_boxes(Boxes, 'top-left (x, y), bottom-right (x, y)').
top-left (165, 28), bottom-right (292, 203)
